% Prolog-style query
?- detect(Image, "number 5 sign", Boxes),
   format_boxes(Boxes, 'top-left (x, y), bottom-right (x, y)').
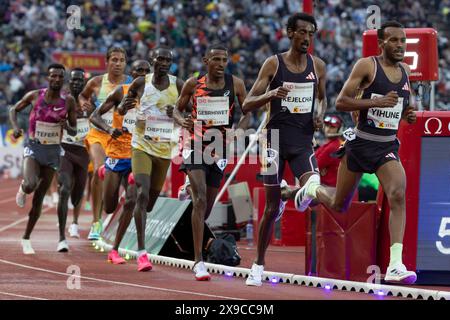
top-left (362, 28), bottom-right (439, 81)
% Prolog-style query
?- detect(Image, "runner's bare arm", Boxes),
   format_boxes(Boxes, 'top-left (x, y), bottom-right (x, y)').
top-left (174, 77), bottom-right (196, 129)
top-left (9, 91), bottom-right (38, 138)
top-left (175, 78), bottom-right (192, 113)
top-left (242, 56), bottom-right (289, 113)
top-left (400, 63), bottom-right (416, 124)
top-left (336, 58), bottom-right (398, 111)
top-left (314, 57), bottom-right (328, 114)
top-left (313, 56), bottom-right (328, 129)
top-left (64, 95), bottom-right (78, 136)
top-left (118, 76), bottom-right (145, 115)
top-left (90, 87), bottom-right (123, 138)
top-left (233, 76), bottom-right (251, 130)
top-left (78, 76), bottom-right (101, 113)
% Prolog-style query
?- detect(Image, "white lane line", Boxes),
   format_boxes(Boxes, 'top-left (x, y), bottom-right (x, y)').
top-left (0, 207), bottom-right (53, 234)
top-left (0, 186), bottom-right (21, 194)
top-left (0, 259), bottom-right (244, 300)
top-left (0, 217), bottom-right (29, 233)
top-left (0, 197), bottom-right (16, 205)
top-left (0, 291), bottom-right (47, 300)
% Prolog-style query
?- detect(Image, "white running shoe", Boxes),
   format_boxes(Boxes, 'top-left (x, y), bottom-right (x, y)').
top-left (16, 183), bottom-right (26, 208)
top-left (57, 240), bottom-right (69, 252)
top-left (43, 195), bottom-right (53, 208)
top-left (246, 263), bottom-right (264, 286)
top-left (87, 223), bottom-right (100, 240)
top-left (385, 264), bottom-right (417, 284)
top-left (275, 180), bottom-right (289, 221)
top-left (68, 223), bottom-right (80, 238)
top-left (52, 192), bottom-right (59, 207)
top-left (294, 175), bottom-right (319, 212)
top-left (21, 239), bottom-right (35, 255)
top-left (193, 261), bottom-right (211, 281)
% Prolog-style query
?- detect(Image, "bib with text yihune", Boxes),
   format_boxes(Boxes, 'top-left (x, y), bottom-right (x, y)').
top-left (367, 93), bottom-right (404, 130)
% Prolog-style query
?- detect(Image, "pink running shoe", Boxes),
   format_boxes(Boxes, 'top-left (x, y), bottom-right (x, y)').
top-left (107, 250), bottom-right (126, 265)
top-left (98, 165), bottom-right (105, 180)
top-left (128, 172), bottom-right (135, 185)
top-left (137, 253), bottom-right (153, 272)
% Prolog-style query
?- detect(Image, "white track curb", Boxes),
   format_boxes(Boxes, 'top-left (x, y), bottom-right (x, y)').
top-left (95, 239), bottom-right (449, 300)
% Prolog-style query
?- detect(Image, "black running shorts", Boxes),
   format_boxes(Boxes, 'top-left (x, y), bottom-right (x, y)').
top-left (262, 143), bottom-right (319, 185)
top-left (23, 139), bottom-right (63, 171)
top-left (342, 137), bottom-right (400, 173)
top-left (179, 150), bottom-right (226, 189)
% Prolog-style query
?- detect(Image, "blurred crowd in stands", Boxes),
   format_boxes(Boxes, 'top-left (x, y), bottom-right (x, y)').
top-left (1, 0), bottom-right (449, 135)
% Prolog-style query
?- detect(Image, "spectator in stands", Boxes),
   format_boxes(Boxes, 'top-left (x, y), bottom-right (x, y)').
top-left (1, 0), bottom-right (448, 124)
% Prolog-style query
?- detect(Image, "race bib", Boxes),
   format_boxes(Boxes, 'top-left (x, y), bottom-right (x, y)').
top-left (62, 118), bottom-right (89, 143)
top-left (196, 96), bottom-right (229, 126)
top-left (281, 82), bottom-right (314, 114)
top-left (105, 157), bottom-right (118, 170)
top-left (367, 93), bottom-right (404, 130)
top-left (23, 146), bottom-right (33, 157)
top-left (215, 158), bottom-right (228, 171)
top-left (35, 121), bottom-right (61, 144)
top-left (144, 114), bottom-right (174, 142)
top-left (264, 148), bottom-right (279, 164)
top-left (122, 108), bottom-right (136, 133)
top-left (101, 109), bottom-right (114, 127)
top-left (343, 128), bottom-right (356, 141)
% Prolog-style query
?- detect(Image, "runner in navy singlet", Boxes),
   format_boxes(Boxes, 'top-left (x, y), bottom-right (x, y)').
top-left (242, 13), bottom-right (328, 286)
top-left (294, 21), bottom-right (417, 284)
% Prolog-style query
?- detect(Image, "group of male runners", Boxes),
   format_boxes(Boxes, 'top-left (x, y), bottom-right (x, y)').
top-left (10, 12), bottom-right (417, 284)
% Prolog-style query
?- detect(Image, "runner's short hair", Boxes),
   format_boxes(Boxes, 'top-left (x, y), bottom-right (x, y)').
top-left (47, 63), bottom-right (66, 72)
top-left (286, 13), bottom-right (317, 33)
top-left (106, 46), bottom-right (127, 61)
top-left (206, 43), bottom-right (228, 55)
top-left (71, 67), bottom-right (85, 73)
top-left (377, 21), bottom-right (404, 40)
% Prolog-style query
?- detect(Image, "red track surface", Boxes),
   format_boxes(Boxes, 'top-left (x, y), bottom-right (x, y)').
top-left (0, 178), bottom-right (434, 301)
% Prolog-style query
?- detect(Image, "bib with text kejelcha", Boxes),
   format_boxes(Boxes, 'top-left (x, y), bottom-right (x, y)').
top-left (144, 114), bottom-right (174, 142)
top-left (62, 118), bottom-right (89, 143)
top-left (122, 108), bottom-right (136, 133)
top-left (281, 82), bottom-right (314, 113)
top-left (196, 96), bottom-right (229, 126)
top-left (367, 93), bottom-right (404, 130)
top-left (35, 121), bottom-right (61, 144)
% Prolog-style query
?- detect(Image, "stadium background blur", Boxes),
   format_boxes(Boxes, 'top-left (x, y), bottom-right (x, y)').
top-left (0, 0), bottom-right (449, 140)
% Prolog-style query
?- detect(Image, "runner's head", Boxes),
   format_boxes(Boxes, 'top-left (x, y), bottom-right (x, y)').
top-left (150, 46), bottom-right (173, 77)
top-left (130, 60), bottom-right (151, 78)
top-left (377, 21), bottom-right (406, 63)
top-left (47, 63), bottom-right (65, 91)
top-left (286, 13), bottom-right (317, 54)
top-left (106, 46), bottom-right (127, 77)
top-left (69, 68), bottom-right (85, 96)
top-left (203, 44), bottom-right (228, 79)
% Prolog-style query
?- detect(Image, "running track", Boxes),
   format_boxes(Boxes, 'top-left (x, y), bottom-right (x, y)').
top-left (0, 178), bottom-right (407, 300)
